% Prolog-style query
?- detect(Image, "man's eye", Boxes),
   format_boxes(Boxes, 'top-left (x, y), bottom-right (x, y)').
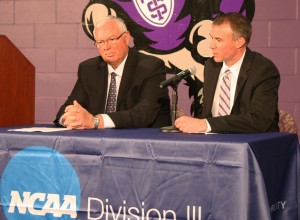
top-left (108, 38), bottom-right (116, 43)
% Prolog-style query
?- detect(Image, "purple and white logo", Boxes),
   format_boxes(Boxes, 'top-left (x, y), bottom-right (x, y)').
top-left (133, 0), bottom-right (174, 27)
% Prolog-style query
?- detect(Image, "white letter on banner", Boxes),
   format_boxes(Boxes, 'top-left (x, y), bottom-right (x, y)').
top-left (27, 193), bottom-right (47, 216)
top-left (280, 201), bottom-right (286, 209)
top-left (52, 194), bottom-right (77, 218)
top-left (163, 209), bottom-right (176, 220)
top-left (187, 206), bottom-right (201, 220)
top-left (42, 194), bottom-right (60, 216)
top-left (8, 191), bottom-right (32, 214)
top-left (146, 208), bottom-right (161, 220)
top-left (110, 205), bottom-right (122, 220)
top-left (88, 197), bottom-right (104, 220)
top-left (128, 207), bottom-right (140, 220)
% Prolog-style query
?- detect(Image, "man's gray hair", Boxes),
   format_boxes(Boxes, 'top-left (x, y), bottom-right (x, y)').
top-left (93, 15), bottom-right (127, 39)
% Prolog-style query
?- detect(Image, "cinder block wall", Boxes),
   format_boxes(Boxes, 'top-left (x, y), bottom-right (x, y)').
top-left (249, 0), bottom-right (300, 136)
top-left (0, 0), bottom-right (299, 136)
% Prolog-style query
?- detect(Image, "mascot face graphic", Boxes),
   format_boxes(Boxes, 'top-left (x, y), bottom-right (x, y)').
top-left (82, 0), bottom-right (255, 115)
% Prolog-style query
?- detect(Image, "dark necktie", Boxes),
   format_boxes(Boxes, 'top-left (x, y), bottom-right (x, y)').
top-left (106, 72), bottom-right (117, 113)
top-left (218, 69), bottom-right (231, 116)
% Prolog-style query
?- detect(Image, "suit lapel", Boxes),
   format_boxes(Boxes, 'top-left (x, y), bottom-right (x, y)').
top-left (95, 59), bottom-right (109, 113)
top-left (205, 62), bottom-right (222, 113)
top-left (233, 48), bottom-right (252, 103)
top-left (117, 48), bottom-right (136, 109)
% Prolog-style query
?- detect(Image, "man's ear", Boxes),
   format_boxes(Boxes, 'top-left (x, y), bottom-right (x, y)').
top-left (236, 37), bottom-right (246, 49)
top-left (125, 31), bottom-right (131, 46)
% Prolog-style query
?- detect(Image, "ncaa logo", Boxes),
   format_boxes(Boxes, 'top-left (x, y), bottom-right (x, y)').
top-left (133, 0), bottom-right (174, 27)
top-left (0, 146), bottom-right (81, 220)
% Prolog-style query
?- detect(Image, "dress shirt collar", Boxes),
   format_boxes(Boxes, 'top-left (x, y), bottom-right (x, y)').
top-left (107, 55), bottom-right (128, 77)
top-left (221, 50), bottom-right (246, 76)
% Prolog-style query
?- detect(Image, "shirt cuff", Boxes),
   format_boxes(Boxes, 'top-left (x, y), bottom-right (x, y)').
top-left (205, 119), bottom-right (212, 133)
top-left (59, 116), bottom-right (66, 127)
top-left (101, 114), bottom-right (116, 128)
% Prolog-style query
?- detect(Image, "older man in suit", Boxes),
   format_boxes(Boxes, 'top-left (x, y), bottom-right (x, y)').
top-left (54, 16), bottom-right (170, 129)
top-left (175, 12), bottom-right (280, 133)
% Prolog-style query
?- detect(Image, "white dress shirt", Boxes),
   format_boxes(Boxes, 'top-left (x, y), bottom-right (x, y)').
top-left (101, 55), bottom-right (128, 128)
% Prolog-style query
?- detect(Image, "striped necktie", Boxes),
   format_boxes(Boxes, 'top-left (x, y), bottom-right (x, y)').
top-left (218, 69), bottom-right (231, 116)
top-left (106, 72), bottom-right (117, 113)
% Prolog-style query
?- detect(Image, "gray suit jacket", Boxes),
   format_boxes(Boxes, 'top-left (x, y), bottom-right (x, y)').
top-left (54, 48), bottom-right (171, 128)
top-left (201, 48), bottom-right (280, 133)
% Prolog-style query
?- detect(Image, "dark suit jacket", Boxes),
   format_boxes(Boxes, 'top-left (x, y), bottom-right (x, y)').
top-left (54, 48), bottom-right (171, 128)
top-left (200, 48), bottom-right (280, 133)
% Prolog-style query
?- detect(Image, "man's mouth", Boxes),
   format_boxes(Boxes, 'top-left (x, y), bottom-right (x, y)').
top-left (105, 53), bottom-right (114, 57)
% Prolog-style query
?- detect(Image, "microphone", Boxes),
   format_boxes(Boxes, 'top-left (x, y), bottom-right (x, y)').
top-left (160, 67), bottom-right (196, 88)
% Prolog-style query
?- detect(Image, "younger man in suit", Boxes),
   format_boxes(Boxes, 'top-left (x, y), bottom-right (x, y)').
top-left (54, 16), bottom-right (170, 129)
top-left (175, 12), bottom-right (280, 133)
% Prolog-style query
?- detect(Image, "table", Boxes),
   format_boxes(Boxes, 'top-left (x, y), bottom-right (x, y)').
top-left (0, 126), bottom-right (299, 220)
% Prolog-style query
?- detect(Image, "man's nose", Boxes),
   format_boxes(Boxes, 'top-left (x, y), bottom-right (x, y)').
top-left (209, 40), bottom-right (216, 49)
top-left (102, 42), bottom-right (112, 50)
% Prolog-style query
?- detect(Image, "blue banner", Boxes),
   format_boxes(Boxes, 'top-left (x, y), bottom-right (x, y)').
top-left (0, 128), bottom-right (299, 220)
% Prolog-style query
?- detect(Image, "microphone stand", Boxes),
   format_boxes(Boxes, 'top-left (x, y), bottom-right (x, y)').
top-left (160, 83), bottom-right (180, 132)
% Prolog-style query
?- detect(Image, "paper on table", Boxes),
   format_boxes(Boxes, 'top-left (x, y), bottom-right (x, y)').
top-left (8, 127), bottom-right (71, 132)
top-left (186, 131), bottom-right (217, 134)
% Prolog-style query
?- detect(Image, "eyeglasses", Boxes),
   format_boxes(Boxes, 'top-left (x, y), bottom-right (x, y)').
top-left (94, 32), bottom-right (127, 48)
